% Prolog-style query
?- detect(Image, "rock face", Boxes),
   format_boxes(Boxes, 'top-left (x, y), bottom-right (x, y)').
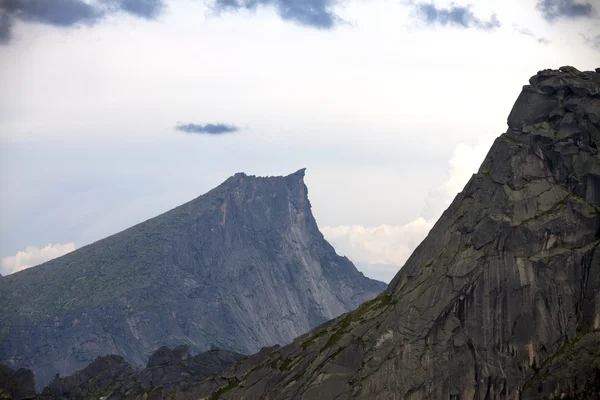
top-left (0, 364), bottom-right (36, 400)
top-left (0, 169), bottom-right (385, 390)
top-left (37, 346), bottom-right (243, 399)
top-left (154, 66), bottom-right (600, 399)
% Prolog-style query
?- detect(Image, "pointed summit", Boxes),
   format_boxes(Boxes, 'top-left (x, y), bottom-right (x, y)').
top-left (0, 170), bottom-right (385, 390)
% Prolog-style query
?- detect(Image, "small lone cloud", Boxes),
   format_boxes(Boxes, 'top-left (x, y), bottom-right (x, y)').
top-left (0, 0), bottom-right (165, 44)
top-left (0, 243), bottom-right (76, 275)
top-left (513, 25), bottom-right (551, 44)
top-left (213, 0), bottom-right (340, 29)
top-left (175, 122), bottom-right (240, 135)
top-left (536, 0), bottom-right (595, 22)
top-left (413, 2), bottom-right (501, 30)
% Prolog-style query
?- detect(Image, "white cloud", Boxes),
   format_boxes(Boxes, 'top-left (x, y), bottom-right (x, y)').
top-left (322, 218), bottom-right (434, 266)
top-left (0, 243), bottom-right (76, 275)
top-left (424, 134), bottom-right (497, 218)
top-left (322, 134), bottom-right (496, 282)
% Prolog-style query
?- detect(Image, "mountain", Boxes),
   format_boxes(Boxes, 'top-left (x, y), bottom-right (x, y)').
top-left (148, 66), bottom-right (600, 399)
top-left (34, 346), bottom-right (243, 399)
top-left (0, 169), bottom-right (386, 390)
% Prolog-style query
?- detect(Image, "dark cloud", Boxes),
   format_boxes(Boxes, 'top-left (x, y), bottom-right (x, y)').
top-left (0, 10), bottom-right (12, 44)
top-left (415, 3), bottom-right (501, 30)
top-left (175, 123), bottom-right (240, 135)
top-left (1, 0), bottom-right (102, 27)
top-left (536, 0), bottom-right (594, 22)
top-left (214, 0), bottom-right (339, 29)
top-left (105, 0), bottom-right (164, 19)
top-left (0, 0), bottom-right (166, 45)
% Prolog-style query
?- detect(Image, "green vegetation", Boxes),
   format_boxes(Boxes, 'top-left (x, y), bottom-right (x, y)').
top-left (279, 359), bottom-right (292, 371)
top-left (0, 389), bottom-right (12, 400)
top-left (320, 293), bottom-right (395, 352)
top-left (521, 329), bottom-right (598, 393)
top-left (208, 379), bottom-right (240, 400)
top-left (301, 329), bottom-right (328, 349)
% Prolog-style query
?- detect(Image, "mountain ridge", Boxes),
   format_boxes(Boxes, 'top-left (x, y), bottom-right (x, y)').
top-left (0, 168), bottom-right (385, 390)
top-left (143, 65), bottom-right (600, 400)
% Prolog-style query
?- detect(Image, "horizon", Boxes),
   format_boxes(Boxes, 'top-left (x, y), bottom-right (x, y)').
top-left (1, 0), bottom-right (599, 282)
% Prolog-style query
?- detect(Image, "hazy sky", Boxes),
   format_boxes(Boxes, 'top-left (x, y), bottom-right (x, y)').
top-left (0, 0), bottom-right (599, 281)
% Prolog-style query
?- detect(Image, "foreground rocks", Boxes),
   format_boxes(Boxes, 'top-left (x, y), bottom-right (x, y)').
top-left (0, 364), bottom-right (35, 400)
top-left (132, 66), bottom-right (599, 399)
top-left (0, 168), bottom-right (385, 390)
top-left (27, 346), bottom-right (243, 399)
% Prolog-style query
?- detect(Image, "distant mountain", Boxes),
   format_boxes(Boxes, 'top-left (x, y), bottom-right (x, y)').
top-left (35, 346), bottom-right (243, 399)
top-left (0, 169), bottom-right (385, 390)
top-left (150, 67), bottom-right (600, 399)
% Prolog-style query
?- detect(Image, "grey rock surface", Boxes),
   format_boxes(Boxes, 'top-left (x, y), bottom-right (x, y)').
top-left (149, 66), bottom-right (600, 399)
top-left (0, 169), bottom-right (385, 390)
top-left (36, 346), bottom-right (243, 399)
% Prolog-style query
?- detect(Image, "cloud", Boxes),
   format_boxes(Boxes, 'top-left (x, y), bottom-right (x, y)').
top-left (413, 2), bottom-right (501, 30)
top-left (0, 9), bottom-right (12, 44)
top-left (0, 0), bottom-right (165, 44)
top-left (322, 218), bottom-right (435, 266)
top-left (0, 243), bottom-right (76, 275)
top-left (1, 0), bottom-right (102, 27)
top-left (536, 0), bottom-right (595, 22)
top-left (175, 122), bottom-right (240, 135)
top-left (104, 0), bottom-right (165, 19)
top-left (322, 134), bottom-right (496, 282)
top-left (582, 33), bottom-right (600, 50)
top-left (513, 25), bottom-right (551, 44)
top-left (213, 0), bottom-right (340, 29)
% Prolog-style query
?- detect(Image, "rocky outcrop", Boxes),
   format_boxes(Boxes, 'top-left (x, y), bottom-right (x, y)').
top-left (36, 346), bottom-right (243, 399)
top-left (39, 355), bottom-right (135, 399)
top-left (0, 364), bottom-right (35, 400)
top-left (0, 169), bottom-right (386, 390)
top-left (147, 66), bottom-right (599, 399)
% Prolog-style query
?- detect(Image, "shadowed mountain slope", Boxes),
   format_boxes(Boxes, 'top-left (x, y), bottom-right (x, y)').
top-left (34, 346), bottom-right (243, 399)
top-left (0, 169), bottom-right (385, 390)
top-left (150, 66), bottom-right (600, 399)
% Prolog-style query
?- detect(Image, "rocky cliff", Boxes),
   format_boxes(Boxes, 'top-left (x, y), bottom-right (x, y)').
top-left (0, 169), bottom-right (385, 390)
top-left (148, 66), bottom-right (600, 399)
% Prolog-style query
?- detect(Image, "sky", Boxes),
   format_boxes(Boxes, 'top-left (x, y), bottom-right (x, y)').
top-left (0, 0), bottom-right (599, 282)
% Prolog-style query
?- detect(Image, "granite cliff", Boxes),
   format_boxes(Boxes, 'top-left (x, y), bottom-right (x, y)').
top-left (0, 169), bottom-right (385, 390)
top-left (146, 66), bottom-right (600, 399)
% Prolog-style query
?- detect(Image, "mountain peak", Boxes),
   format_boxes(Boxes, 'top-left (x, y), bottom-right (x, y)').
top-left (288, 167), bottom-right (307, 178)
top-left (508, 66), bottom-right (599, 130)
top-left (230, 168), bottom-right (307, 181)
top-left (0, 167), bottom-right (384, 390)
